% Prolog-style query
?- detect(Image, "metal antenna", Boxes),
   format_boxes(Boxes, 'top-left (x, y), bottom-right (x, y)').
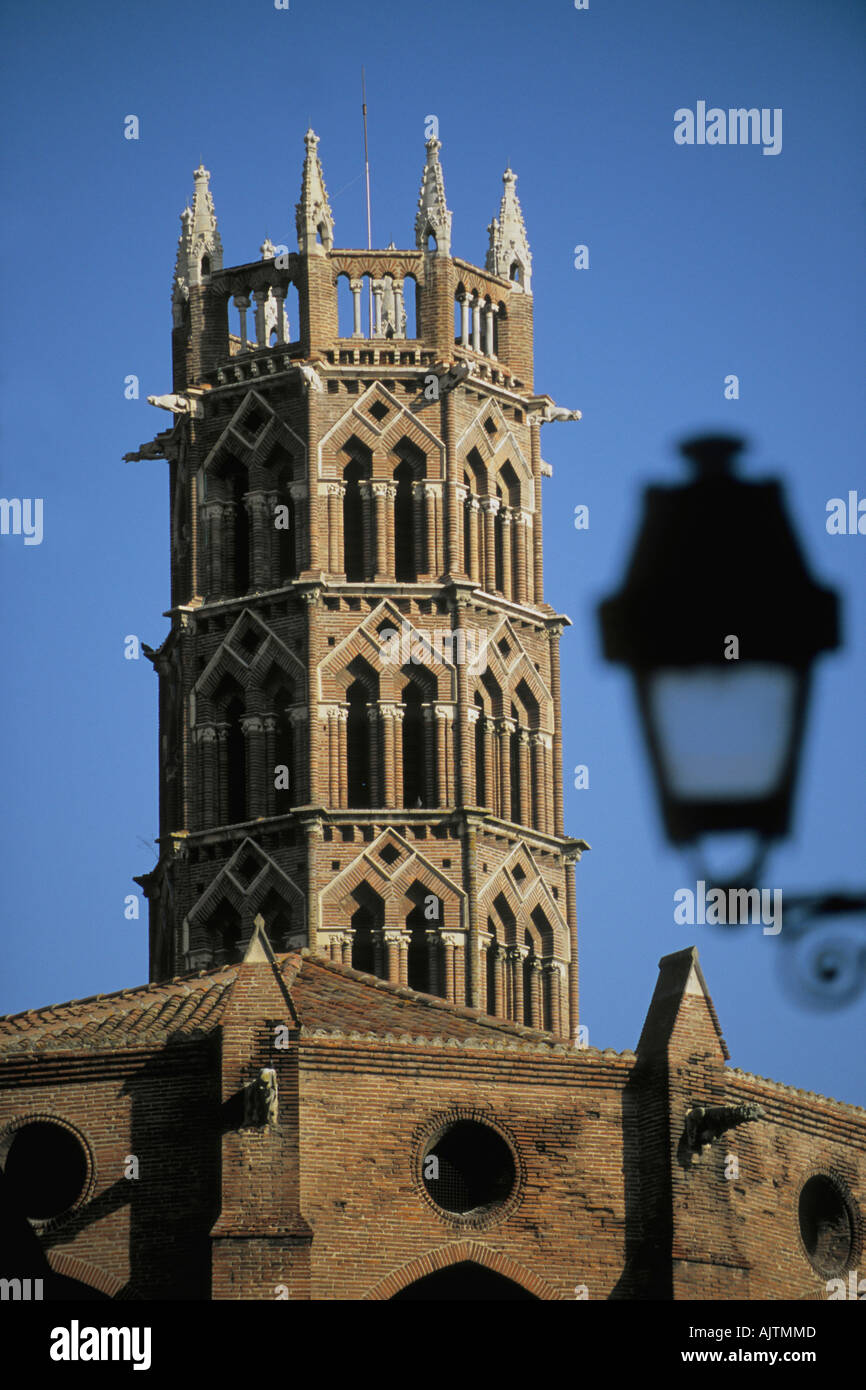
top-left (362, 67), bottom-right (373, 335)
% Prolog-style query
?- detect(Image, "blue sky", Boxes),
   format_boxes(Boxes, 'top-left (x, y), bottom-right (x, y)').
top-left (1, 0), bottom-right (864, 1103)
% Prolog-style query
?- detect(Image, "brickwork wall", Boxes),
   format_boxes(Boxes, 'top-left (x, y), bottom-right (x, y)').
top-left (0, 1043), bottom-right (220, 1299)
top-left (143, 229), bottom-right (580, 1041)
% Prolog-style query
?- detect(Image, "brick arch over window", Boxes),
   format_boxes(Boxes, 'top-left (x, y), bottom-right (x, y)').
top-left (321, 848), bottom-right (463, 939)
top-left (363, 1241), bottom-right (563, 1301)
top-left (195, 612), bottom-right (306, 713)
top-left (192, 613), bottom-right (306, 827)
top-left (478, 861), bottom-right (568, 956)
top-left (474, 624), bottom-right (553, 831)
top-left (184, 839), bottom-right (304, 968)
top-left (455, 406), bottom-right (531, 504)
top-left (199, 392), bottom-right (307, 597)
top-left (455, 403), bottom-right (532, 599)
top-left (319, 384), bottom-right (445, 482)
top-left (319, 603), bottom-right (457, 705)
top-left (391, 859), bottom-right (463, 936)
top-left (478, 859), bottom-right (569, 1034)
top-left (320, 834), bottom-right (466, 992)
top-left (320, 392), bottom-right (445, 580)
top-left (46, 1253), bottom-right (127, 1300)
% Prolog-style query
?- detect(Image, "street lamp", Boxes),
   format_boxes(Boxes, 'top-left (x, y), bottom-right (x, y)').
top-left (598, 434), bottom-right (840, 884)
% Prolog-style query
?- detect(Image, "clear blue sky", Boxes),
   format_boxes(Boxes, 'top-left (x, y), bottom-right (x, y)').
top-left (1, 0), bottom-right (863, 1103)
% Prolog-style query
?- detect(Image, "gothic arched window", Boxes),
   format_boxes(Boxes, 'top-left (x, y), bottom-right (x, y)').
top-left (211, 900), bottom-right (242, 966)
top-left (486, 923), bottom-right (499, 1015)
top-left (474, 693), bottom-right (486, 807)
top-left (268, 679), bottom-right (295, 812)
top-left (343, 445), bottom-right (372, 580)
top-left (406, 899), bottom-right (430, 993)
top-left (522, 931), bottom-right (537, 1028)
top-left (401, 665), bottom-right (435, 807)
top-left (351, 905), bottom-right (375, 974)
top-left (347, 680), bottom-right (371, 807)
top-left (510, 703), bottom-right (521, 823)
top-left (225, 695), bottom-right (246, 824)
top-left (229, 467), bottom-right (250, 595)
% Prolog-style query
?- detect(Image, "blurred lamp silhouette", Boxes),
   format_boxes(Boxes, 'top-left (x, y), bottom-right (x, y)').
top-left (598, 434), bottom-right (840, 882)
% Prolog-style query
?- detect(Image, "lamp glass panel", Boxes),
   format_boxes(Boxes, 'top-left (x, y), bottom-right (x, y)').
top-left (647, 664), bottom-right (798, 800)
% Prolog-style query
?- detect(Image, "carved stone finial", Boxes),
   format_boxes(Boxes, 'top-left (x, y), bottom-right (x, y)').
top-left (296, 128), bottom-right (334, 255)
top-left (260, 237), bottom-right (277, 259)
top-left (415, 137), bottom-right (452, 256)
top-left (486, 167), bottom-right (532, 291)
top-left (172, 164), bottom-right (223, 321)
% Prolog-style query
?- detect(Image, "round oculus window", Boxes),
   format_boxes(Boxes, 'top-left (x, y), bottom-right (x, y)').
top-left (2, 1121), bottom-right (90, 1222)
top-left (798, 1175), bottom-right (854, 1277)
top-left (422, 1120), bottom-right (516, 1218)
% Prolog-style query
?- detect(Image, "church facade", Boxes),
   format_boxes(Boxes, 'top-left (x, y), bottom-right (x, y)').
top-left (0, 132), bottom-right (863, 1301)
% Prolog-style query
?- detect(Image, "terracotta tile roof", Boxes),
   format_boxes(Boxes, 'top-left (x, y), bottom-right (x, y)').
top-left (0, 969), bottom-right (236, 1053)
top-left (284, 951), bottom-right (626, 1055)
top-left (0, 950), bottom-right (637, 1062)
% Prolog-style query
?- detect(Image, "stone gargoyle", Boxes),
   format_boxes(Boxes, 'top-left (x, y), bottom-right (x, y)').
top-left (683, 1102), bottom-right (766, 1157)
top-left (243, 1067), bottom-right (279, 1128)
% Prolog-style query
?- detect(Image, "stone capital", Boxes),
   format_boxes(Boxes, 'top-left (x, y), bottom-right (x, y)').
top-left (480, 497), bottom-right (501, 516)
top-left (543, 959), bottom-right (567, 978)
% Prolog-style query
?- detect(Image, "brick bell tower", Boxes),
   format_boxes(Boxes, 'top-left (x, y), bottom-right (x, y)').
top-left (134, 130), bottom-right (588, 1041)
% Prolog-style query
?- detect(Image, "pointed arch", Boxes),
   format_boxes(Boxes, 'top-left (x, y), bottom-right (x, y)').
top-left (319, 384), bottom-right (445, 481)
top-left (363, 1241), bottom-right (562, 1301)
